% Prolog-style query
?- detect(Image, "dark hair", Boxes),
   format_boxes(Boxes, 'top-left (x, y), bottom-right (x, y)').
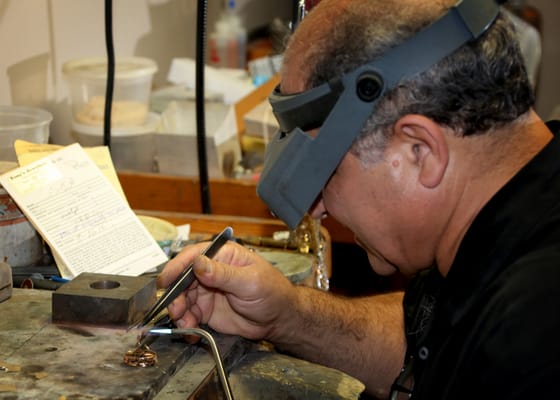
top-left (304, 4), bottom-right (534, 161)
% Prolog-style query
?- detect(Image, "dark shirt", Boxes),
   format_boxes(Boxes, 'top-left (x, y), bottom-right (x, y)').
top-left (401, 121), bottom-right (560, 399)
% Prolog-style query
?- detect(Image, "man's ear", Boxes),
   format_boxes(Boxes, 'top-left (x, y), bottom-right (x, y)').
top-left (393, 114), bottom-right (449, 189)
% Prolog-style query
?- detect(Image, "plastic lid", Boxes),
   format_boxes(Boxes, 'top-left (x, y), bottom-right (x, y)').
top-left (0, 106), bottom-right (53, 132)
top-left (62, 57), bottom-right (158, 80)
top-left (72, 112), bottom-right (161, 137)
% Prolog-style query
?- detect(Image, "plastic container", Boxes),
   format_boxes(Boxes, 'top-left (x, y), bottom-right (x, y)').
top-left (0, 262), bottom-right (12, 302)
top-left (62, 57), bottom-right (157, 127)
top-left (0, 106), bottom-right (52, 162)
top-left (208, 0), bottom-right (247, 69)
top-left (0, 161), bottom-right (44, 267)
top-left (72, 112), bottom-right (160, 172)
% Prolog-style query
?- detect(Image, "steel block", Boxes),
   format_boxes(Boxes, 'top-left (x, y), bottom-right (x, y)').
top-left (52, 272), bottom-right (156, 327)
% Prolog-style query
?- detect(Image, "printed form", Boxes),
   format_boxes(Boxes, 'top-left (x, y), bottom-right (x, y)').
top-left (0, 143), bottom-right (168, 278)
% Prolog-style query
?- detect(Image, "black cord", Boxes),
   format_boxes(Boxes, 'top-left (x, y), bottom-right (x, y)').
top-left (196, 0), bottom-right (211, 214)
top-left (104, 0), bottom-right (115, 149)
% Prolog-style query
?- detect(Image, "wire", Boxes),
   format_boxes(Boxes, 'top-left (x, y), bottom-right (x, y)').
top-left (196, 0), bottom-right (211, 213)
top-left (104, 0), bottom-right (115, 149)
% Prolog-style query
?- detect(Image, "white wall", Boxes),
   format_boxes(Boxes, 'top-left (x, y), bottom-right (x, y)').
top-left (0, 0), bottom-right (292, 144)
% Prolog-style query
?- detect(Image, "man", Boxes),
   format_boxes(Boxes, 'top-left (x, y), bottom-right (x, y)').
top-left (159, 0), bottom-right (560, 398)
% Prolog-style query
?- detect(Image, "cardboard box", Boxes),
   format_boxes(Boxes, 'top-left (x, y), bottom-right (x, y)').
top-left (155, 100), bottom-right (241, 178)
top-left (243, 100), bottom-right (278, 142)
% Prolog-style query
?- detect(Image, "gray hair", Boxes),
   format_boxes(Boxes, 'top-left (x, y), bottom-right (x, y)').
top-left (304, 3), bottom-right (534, 164)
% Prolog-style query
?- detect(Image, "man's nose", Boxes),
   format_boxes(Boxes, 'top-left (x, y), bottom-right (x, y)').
top-left (309, 196), bottom-right (328, 219)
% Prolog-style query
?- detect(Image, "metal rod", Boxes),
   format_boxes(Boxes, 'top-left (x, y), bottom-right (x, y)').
top-left (149, 327), bottom-right (234, 400)
top-left (292, 0), bottom-right (306, 31)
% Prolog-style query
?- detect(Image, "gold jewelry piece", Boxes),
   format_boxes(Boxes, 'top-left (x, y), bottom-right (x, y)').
top-left (123, 345), bottom-right (158, 368)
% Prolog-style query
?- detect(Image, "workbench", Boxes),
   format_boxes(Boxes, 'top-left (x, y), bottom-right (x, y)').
top-left (0, 210), bottom-right (363, 399)
top-left (0, 288), bottom-right (364, 399)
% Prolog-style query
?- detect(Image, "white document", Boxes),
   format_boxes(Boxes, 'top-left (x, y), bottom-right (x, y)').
top-left (0, 143), bottom-right (168, 278)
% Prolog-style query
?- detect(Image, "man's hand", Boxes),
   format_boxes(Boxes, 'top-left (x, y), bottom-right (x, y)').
top-left (158, 240), bottom-right (296, 341)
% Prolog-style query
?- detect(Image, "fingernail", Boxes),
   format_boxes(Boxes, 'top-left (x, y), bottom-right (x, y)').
top-left (177, 319), bottom-right (186, 328)
top-left (194, 256), bottom-right (213, 274)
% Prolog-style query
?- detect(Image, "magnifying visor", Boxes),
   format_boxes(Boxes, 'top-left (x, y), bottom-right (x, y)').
top-left (257, 0), bottom-right (499, 229)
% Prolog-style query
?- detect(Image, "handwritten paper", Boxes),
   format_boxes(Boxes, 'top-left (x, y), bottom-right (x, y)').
top-left (0, 143), bottom-right (168, 278)
top-left (14, 140), bottom-right (127, 201)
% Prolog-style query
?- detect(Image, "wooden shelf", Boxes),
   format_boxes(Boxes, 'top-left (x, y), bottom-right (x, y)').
top-left (117, 170), bottom-right (355, 243)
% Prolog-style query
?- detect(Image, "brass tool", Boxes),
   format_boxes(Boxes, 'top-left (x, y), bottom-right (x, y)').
top-left (133, 226), bottom-right (233, 328)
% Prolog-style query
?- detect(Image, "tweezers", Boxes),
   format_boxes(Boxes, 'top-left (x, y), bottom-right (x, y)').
top-left (133, 226), bottom-right (233, 329)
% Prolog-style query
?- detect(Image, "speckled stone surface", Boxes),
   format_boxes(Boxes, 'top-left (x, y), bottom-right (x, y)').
top-left (1, 288), bottom-right (365, 399)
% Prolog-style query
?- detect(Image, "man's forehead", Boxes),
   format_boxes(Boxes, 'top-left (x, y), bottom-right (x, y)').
top-left (281, 46), bottom-right (320, 95)
top-left (280, 0), bottom-right (348, 91)
top-left (279, 63), bottom-right (307, 95)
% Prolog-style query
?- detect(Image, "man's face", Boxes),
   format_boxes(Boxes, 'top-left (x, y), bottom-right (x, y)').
top-left (281, 47), bottom-right (440, 277)
top-left (312, 144), bottom-right (430, 276)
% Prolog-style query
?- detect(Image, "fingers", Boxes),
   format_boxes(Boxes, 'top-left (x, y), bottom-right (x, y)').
top-left (156, 240), bottom-right (286, 338)
top-left (167, 293), bottom-right (188, 320)
top-left (158, 240), bottom-right (255, 289)
top-left (157, 241), bottom-right (209, 288)
top-left (168, 291), bottom-right (204, 328)
top-left (191, 253), bottom-right (255, 298)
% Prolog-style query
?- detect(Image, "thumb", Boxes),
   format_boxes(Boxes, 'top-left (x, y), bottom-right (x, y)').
top-left (192, 255), bottom-right (244, 295)
top-left (192, 254), bottom-right (214, 276)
